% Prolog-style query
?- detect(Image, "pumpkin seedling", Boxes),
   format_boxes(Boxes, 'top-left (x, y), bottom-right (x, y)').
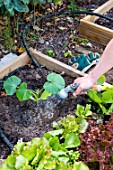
top-left (3, 72), bottom-right (65, 104)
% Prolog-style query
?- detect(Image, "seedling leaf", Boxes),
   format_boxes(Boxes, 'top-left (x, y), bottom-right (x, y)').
top-left (39, 90), bottom-right (51, 100)
top-left (4, 76), bottom-right (21, 95)
top-left (16, 82), bottom-right (33, 101)
top-left (44, 72), bottom-right (65, 94)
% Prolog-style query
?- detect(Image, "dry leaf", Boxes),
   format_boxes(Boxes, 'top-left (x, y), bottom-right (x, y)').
top-left (25, 17), bottom-right (31, 22)
top-left (1, 92), bottom-right (7, 97)
top-left (58, 26), bottom-right (67, 30)
top-left (18, 47), bottom-right (25, 53)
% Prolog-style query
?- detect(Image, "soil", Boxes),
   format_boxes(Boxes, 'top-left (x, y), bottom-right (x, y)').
top-left (0, 0), bottom-right (113, 169)
top-left (95, 7), bottom-right (113, 29)
top-left (0, 65), bottom-right (88, 159)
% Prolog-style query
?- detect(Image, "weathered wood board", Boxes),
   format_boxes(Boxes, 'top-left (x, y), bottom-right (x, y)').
top-left (79, 0), bottom-right (113, 46)
top-left (0, 52), bottom-right (31, 80)
top-left (0, 48), bottom-right (85, 80)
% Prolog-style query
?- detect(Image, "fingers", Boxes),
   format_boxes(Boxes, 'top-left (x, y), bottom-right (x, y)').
top-left (73, 85), bottom-right (84, 96)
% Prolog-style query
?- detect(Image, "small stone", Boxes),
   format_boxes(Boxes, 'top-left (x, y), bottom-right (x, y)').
top-left (0, 45), bottom-right (4, 49)
top-left (46, 41), bottom-right (49, 45)
top-left (35, 73), bottom-right (41, 80)
top-left (86, 42), bottom-right (93, 48)
top-left (38, 37), bottom-right (45, 44)
top-left (66, 16), bottom-right (74, 23)
top-left (2, 49), bottom-right (9, 54)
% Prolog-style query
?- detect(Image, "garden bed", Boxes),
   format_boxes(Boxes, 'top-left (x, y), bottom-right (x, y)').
top-left (0, 49), bottom-right (113, 169)
top-left (0, 1), bottom-right (113, 169)
top-left (79, 0), bottom-right (113, 46)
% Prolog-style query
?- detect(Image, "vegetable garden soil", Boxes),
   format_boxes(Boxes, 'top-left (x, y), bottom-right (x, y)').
top-left (0, 65), bottom-right (88, 159)
top-left (1, 0), bottom-right (113, 169)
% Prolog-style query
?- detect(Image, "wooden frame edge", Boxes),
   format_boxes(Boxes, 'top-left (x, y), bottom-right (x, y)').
top-left (0, 52), bottom-right (31, 80)
top-left (83, 0), bottom-right (113, 22)
top-left (0, 48), bottom-right (85, 80)
top-left (79, 0), bottom-right (113, 46)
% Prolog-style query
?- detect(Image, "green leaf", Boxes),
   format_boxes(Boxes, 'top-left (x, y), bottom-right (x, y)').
top-left (21, 0), bottom-right (30, 4)
top-left (48, 129), bottom-right (63, 136)
top-left (102, 91), bottom-right (113, 103)
top-left (44, 159), bottom-right (56, 169)
top-left (79, 119), bottom-right (88, 133)
top-left (107, 104), bottom-right (113, 115)
top-left (4, 0), bottom-right (14, 15)
top-left (52, 151), bottom-right (67, 157)
top-left (44, 73), bottom-right (65, 94)
top-left (30, 0), bottom-right (39, 5)
top-left (39, 90), bottom-right (51, 100)
top-left (49, 136), bottom-right (60, 151)
top-left (85, 104), bottom-right (92, 116)
top-left (41, 0), bottom-right (47, 4)
top-left (64, 50), bottom-right (72, 57)
top-left (47, 0), bottom-right (52, 3)
top-left (0, 157), bottom-right (15, 170)
top-left (96, 75), bottom-right (106, 85)
top-left (14, 142), bottom-right (25, 154)
top-left (99, 103), bottom-right (107, 114)
top-left (53, 0), bottom-right (62, 4)
top-left (16, 82), bottom-right (33, 101)
top-left (76, 105), bottom-right (84, 118)
top-left (73, 161), bottom-right (89, 170)
top-left (58, 156), bottom-right (69, 164)
top-left (15, 155), bottom-right (28, 169)
top-left (88, 89), bottom-right (102, 103)
top-left (13, 0), bottom-right (29, 12)
top-left (0, 1), bottom-right (3, 7)
top-left (4, 76), bottom-right (21, 95)
top-left (64, 133), bottom-right (80, 148)
top-left (22, 145), bottom-right (37, 161)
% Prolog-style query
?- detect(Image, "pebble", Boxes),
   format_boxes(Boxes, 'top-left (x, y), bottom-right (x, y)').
top-left (86, 42), bottom-right (93, 48)
top-left (2, 49), bottom-right (9, 54)
top-left (38, 37), bottom-right (45, 44)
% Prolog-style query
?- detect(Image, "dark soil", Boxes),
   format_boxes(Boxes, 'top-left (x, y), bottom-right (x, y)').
top-left (0, 0), bottom-right (113, 169)
top-left (0, 65), bottom-right (88, 159)
top-left (95, 7), bottom-right (113, 30)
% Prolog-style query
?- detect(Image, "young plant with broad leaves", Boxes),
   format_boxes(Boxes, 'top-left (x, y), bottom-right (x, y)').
top-left (87, 75), bottom-right (113, 115)
top-left (3, 72), bottom-right (65, 104)
top-left (0, 0), bottom-right (63, 16)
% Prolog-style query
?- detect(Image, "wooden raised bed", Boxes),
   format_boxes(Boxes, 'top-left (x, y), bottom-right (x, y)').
top-left (0, 48), bottom-right (85, 80)
top-left (79, 0), bottom-right (113, 46)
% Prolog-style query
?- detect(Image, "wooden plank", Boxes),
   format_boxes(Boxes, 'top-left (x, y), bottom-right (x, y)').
top-left (74, 45), bottom-right (103, 55)
top-left (0, 52), bottom-right (31, 80)
top-left (0, 48), bottom-right (85, 80)
top-left (30, 48), bottom-right (85, 77)
top-left (79, 20), bottom-right (113, 46)
top-left (83, 0), bottom-right (113, 22)
top-left (79, 0), bottom-right (113, 46)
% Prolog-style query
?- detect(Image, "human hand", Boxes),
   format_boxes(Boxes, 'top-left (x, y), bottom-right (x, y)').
top-left (73, 75), bottom-right (96, 96)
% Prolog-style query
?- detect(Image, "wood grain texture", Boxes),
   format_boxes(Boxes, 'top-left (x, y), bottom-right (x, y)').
top-left (79, 0), bottom-right (113, 46)
top-left (0, 48), bottom-right (85, 80)
top-left (30, 48), bottom-right (85, 77)
top-left (0, 52), bottom-right (31, 79)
